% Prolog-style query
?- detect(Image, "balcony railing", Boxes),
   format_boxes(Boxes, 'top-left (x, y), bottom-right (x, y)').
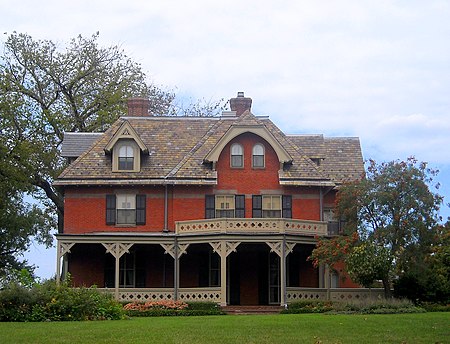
top-left (175, 218), bottom-right (328, 236)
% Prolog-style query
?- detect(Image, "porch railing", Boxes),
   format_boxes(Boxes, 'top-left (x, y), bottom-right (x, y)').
top-left (97, 287), bottom-right (222, 303)
top-left (175, 218), bottom-right (328, 236)
top-left (286, 287), bottom-right (385, 302)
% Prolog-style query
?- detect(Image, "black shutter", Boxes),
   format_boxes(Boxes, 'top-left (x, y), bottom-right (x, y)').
top-left (252, 195), bottom-right (262, 218)
top-left (205, 195), bottom-right (215, 219)
top-left (282, 195), bottom-right (292, 218)
top-left (235, 195), bottom-right (245, 218)
top-left (136, 194), bottom-right (146, 225)
top-left (106, 194), bottom-right (116, 225)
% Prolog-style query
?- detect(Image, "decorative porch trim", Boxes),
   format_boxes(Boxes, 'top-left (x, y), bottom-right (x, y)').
top-left (209, 241), bottom-right (241, 258)
top-left (102, 243), bottom-right (134, 259)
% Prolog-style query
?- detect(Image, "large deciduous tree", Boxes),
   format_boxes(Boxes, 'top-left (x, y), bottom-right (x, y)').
top-left (0, 32), bottom-right (175, 275)
top-left (310, 158), bottom-right (443, 298)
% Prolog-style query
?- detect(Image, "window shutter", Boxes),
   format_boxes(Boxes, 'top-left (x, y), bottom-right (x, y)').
top-left (136, 194), bottom-right (146, 225)
top-left (252, 195), bottom-right (262, 218)
top-left (205, 195), bottom-right (215, 219)
top-left (282, 195), bottom-right (292, 218)
top-left (106, 194), bottom-right (116, 225)
top-left (235, 195), bottom-right (245, 218)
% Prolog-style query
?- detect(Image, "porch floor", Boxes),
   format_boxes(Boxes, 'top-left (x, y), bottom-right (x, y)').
top-left (222, 305), bottom-right (284, 315)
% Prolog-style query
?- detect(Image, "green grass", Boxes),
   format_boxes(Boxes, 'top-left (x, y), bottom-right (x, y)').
top-left (0, 313), bottom-right (448, 344)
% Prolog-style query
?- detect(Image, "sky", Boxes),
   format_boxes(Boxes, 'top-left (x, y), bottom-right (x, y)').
top-left (2, 0), bottom-right (450, 279)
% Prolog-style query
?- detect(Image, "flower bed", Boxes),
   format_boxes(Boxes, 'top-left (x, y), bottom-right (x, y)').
top-left (123, 301), bottom-right (224, 317)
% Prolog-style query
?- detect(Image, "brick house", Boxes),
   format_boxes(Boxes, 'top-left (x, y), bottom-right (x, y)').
top-left (54, 92), bottom-right (369, 306)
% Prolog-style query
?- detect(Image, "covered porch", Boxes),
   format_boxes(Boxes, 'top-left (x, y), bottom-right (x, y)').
top-left (56, 218), bottom-right (383, 306)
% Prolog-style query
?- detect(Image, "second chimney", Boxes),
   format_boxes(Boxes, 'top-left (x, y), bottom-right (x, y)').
top-left (127, 97), bottom-right (150, 117)
top-left (230, 92), bottom-right (252, 116)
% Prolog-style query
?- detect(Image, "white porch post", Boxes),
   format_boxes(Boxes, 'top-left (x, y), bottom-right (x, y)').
top-left (102, 243), bottom-right (133, 300)
top-left (220, 243), bottom-right (227, 306)
top-left (56, 241), bottom-right (75, 285)
top-left (210, 241), bottom-right (240, 307)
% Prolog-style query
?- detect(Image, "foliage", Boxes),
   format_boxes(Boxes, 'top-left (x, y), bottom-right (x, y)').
top-left (123, 301), bottom-right (223, 317)
top-left (310, 158), bottom-right (443, 298)
top-left (0, 277), bottom-right (124, 321)
top-left (345, 242), bottom-right (393, 288)
top-left (393, 222), bottom-right (450, 303)
top-left (282, 298), bottom-right (424, 315)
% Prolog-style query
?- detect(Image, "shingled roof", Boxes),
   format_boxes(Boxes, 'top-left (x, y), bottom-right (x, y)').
top-left (55, 95), bottom-right (364, 187)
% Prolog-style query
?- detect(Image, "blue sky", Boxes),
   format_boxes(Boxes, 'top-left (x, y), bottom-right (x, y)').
top-left (2, 0), bottom-right (450, 279)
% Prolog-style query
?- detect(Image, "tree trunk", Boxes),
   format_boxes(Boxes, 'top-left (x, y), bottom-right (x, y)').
top-left (382, 277), bottom-right (392, 298)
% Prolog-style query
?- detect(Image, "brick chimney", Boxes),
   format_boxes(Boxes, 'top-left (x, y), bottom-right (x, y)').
top-left (230, 92), bottom-right (252, 116)
top-left (127, 97), bottom-right (150, 117)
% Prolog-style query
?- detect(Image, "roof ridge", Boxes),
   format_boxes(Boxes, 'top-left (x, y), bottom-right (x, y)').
top-left (165, 120), bottom-right (222, 178)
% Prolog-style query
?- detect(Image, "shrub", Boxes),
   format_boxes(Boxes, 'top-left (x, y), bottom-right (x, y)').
top-left (0, 278), bottom-right (124, 322)
top-left (283, 298), bottom-right (425, 315)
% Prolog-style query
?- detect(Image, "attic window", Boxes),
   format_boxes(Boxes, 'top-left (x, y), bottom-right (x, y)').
top-left (112, 139), bottom-right (141, 172)
top-left (311, 158), bottom-right (322, 166)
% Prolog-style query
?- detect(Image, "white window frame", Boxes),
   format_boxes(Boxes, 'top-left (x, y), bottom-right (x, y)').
top-left (215, 195), bottom-right (235, 218)
top-left (252, 143), bottom-right (265, 168)
top-left (262, 195), bottom-right (281, 218)
top-left (116, 194), bottom-right (136, 225)
top-left (112, 139), bottom-right (141, 172)
top-left (230, 143), bottom-right (244, 168)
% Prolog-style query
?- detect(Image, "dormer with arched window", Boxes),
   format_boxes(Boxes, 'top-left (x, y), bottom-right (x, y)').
top-left (104, 121), bottom-right (148, 173)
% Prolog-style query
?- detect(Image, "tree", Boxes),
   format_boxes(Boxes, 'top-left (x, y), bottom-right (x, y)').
top-left (310, 157), bottom-right (443, 297)
top-left (0, 32), bottom-right (226, 278)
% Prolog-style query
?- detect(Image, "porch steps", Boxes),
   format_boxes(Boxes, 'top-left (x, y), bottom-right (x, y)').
top-left (222, 305), bottom-right (284, 315)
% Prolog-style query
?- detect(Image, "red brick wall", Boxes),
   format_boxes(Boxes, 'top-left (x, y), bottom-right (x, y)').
top-left (63, 133), bottom-right (324, 233)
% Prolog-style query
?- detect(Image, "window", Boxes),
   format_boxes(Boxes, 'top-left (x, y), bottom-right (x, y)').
top-left (118, 145), bottom-right (134, 170)
top-left (112, 139), bottom-right (140, 172)
top-left (252, 143), bottom-right (265, 168)
top-left (252, 195), bottom-right (292, 218)
top-left (205, 195), bottom-right (245, 219)
top-left (117, 194), bottom-right (136, 225)
top-left (230, 143), bottom-right (243, 168)
top-left (216, 195), bottom-right (235, 218)
top-left (120, 252), bottom-right (135, 287)
top-left (106, 194), bottom-right (146, 226)
top-left (262, 195), bottom-right (281, 218)
top-left (209, 251), bottom-right (220, 287)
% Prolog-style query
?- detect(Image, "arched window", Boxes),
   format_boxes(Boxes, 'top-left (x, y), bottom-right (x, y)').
top-left (252, 144), bottom-right (265, 168)
top-left (118, 144), bottom-right (134, 170)
top-left (230, 143), bottom-right (243, 167)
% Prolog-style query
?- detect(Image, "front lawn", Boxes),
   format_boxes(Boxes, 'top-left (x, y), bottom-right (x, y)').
top-left (0, 312), bottom-right (448, 343)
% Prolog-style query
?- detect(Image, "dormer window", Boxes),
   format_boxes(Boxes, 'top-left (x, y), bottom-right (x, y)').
top-left (230, 143), bottom-right (244, 168)
top-left (112, 139), bottom-right (140, 172)
top-left (118, 145), bottom-right (134, 170)
top-left (252, 144), bottom-right (265, 168)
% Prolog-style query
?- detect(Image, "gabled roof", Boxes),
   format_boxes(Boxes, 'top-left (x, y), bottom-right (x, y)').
top-left (104, 120), bottom-right (148, 154)
top-left (204, 111), bottom-right (292, 164)
top-left (55, 111), bottom-right (364, 187)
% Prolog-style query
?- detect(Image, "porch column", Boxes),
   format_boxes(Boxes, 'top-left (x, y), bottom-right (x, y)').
top-left (56, 241), bottom-right (75, 285)
top-left (267, 240), bottom-right (295, 306)
top-left (324, 264), bottom-right (331, 300)
top-left (210, 241), bottom-right (240, 306)
top-left (102, 243), bottom-right (133, 300)
top-left (161, 241), bottom-right (189, 301)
